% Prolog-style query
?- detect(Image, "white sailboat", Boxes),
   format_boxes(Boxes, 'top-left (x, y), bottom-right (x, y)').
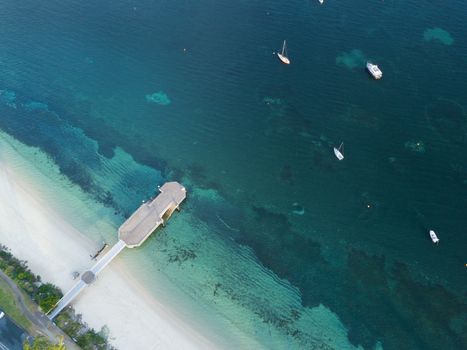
top-left (333, 142), bottom-right (344, 160)
top-left (429, 230), bottom-right (440, 244)
top-left (277, 40), bottom-right (290, 65)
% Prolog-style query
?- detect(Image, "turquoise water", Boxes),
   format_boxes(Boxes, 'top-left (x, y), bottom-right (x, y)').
top-left (0, 0), bottom-right (467, 349)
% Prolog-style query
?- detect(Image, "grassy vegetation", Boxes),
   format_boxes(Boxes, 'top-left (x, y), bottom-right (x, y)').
top-left (56, 309), bottom-right (110, 350)
top-left (23, 336), bottom-right (66, 350)
top-left (0, 245), bottom-right (113, 349)
top-left (0, 246), bottom-right (62, 313)
top-left (0, 278), bottom-right (32, 331)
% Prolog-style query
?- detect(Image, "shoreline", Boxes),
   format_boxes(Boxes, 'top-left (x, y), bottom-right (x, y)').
top-left (0, 132), bottom-right (219, 349)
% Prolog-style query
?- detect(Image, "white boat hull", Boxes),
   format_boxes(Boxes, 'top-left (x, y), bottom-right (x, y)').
top-left (277, 53), bottom-right (290, 65)
top-left (333, 148), bottom-right (344, 160)
top-left (366, 62), bottom-right (382, 79)
top-left (429, 230), bottom-right (439, 244)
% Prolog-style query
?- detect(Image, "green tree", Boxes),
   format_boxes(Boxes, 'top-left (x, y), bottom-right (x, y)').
top-left (77, 329), bottom-right (107, 349)
top-left (36, 283), bottom-right (62, 313)
top-left (23, 336), bottom-right (66, 350)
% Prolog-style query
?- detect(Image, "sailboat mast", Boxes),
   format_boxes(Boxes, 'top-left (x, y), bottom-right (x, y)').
top-left (276, 39), bottom-right (290, 64)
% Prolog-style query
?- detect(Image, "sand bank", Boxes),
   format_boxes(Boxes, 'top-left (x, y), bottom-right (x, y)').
top-left (0, 132), bottom-right (217, 349)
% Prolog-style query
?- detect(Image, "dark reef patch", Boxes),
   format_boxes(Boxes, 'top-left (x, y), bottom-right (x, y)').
top-left (0, 88), bottom-right (159, 217)
top-left (186, 162), bottom-right (225, 194)
top-left (236, 204), bottom-right (467, 350)
top-left (310, 149), bottom-right (338, 173)
top-left (332, 251), bottom-right (467, 350)
top-left (238, 206), bottom-right (327, 290)
top-left (43, 91), bottom-right (169, 174)
top-left (186, 186), bottom-right (244, 243)
top-left (279, 164), bottom-right (294, 185)
top-left (342, 104), bottom-right (380, 130)
top-left (426, 98), bottom-right (467, 145)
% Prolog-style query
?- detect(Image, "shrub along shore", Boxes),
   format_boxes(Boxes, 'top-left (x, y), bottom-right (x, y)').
top-left (0, 245), bottom-right (112, 349)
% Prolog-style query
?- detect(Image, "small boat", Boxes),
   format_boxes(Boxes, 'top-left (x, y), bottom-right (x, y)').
top-left (429, 230), bottom-right (440, 244)
top-left (277, 40), bottom-right (290, 65)
top-left (0, 311), bottom-right (4, 319)
top-left (366, 62), bottom-right (382, 79)
top-left (333, 142), bottom-right (344, 160)
top-left (318, 0), bottom-right (324, 4)
top-left (90, 242), bottom-right (108, 260)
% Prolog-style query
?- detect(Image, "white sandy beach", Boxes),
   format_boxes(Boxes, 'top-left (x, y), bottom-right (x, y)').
top-left (0, 132), bottom-right (217, 349)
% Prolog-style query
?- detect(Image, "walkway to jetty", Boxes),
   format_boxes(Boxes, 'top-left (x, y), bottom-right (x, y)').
top-left (48, 182), bottom-right (186, 320)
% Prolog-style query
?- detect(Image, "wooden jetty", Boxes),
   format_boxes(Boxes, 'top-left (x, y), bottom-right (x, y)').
top-left (119, 182), bottom-right (186, 248)
top-left (48, 182), bottom-right (186, 320)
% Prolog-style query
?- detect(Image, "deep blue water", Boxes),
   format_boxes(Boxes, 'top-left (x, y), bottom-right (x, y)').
top-left (0, 0), bottom-right (466, 349)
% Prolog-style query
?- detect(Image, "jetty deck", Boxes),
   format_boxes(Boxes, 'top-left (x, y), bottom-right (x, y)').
top-left (119, 182), bottom-right (186, 247)
top-left (48, 181), bottom-right (186, 320)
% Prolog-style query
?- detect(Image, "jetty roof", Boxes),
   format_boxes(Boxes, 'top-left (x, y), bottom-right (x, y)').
top-left (118, 182), bottom-right (186, 247)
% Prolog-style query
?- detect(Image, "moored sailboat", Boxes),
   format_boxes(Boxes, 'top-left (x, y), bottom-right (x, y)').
top-left (333, 142), bottom-right (344, 160)
top-left (277, 40), bottom-right (290, 65)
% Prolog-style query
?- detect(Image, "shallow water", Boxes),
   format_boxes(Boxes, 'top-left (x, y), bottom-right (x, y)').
top-left (0, 0), bottom-right (466, 349)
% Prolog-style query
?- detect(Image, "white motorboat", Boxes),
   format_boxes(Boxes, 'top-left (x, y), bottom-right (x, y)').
top-left (333, 142), bottom-right (344, 160)
top-left (0, 311), bottom-right (4, 319)
top-left (366, 62), bottom-right (382, 79)
top-left (277, 40), bottom-right (290, 65)
top-left (429, 230), bottom-right (440, 244)
top-left (318, 0), bottom-right (324, 4)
